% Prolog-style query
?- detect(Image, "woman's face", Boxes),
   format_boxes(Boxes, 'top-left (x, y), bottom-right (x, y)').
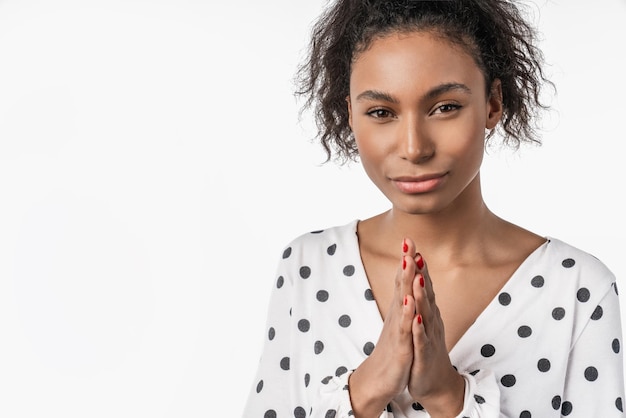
top-left (348, 31), bottom-right (502, 216)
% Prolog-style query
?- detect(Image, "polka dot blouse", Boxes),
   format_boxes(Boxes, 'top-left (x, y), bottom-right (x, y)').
top-left (243, 220), bottom-right (625, 417)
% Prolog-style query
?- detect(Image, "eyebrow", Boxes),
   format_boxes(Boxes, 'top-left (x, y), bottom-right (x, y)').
top-left (355, 82), bottom-right (472, 103)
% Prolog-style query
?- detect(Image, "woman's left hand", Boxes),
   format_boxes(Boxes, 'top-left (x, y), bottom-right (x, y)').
top-left (404, 243), bottom-right (466, 416)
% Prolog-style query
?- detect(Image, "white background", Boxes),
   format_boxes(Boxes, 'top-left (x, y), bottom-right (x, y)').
top-left (0, 0), bottom-right (624, 417)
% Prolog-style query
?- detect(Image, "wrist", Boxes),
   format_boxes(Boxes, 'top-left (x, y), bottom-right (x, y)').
top-left (348, 358), bottom-right (398, 418)
top-left (417, 370), bottom-right (465, 418)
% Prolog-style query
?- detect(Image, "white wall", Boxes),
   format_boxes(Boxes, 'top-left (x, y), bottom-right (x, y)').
top-left (0, 1), bottom-right (624, 417)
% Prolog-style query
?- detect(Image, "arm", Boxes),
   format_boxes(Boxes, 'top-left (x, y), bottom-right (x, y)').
top-left (561, 282), bottom-right (625, 417)
top-left (242, 259), bottom-right (297, 417)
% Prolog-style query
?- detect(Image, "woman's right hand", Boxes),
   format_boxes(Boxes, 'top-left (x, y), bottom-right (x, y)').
top-left (348, 239), bottom-right (418, 418)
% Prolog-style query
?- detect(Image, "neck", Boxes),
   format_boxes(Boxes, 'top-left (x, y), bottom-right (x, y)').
top-left (376, 175), bottom-right (501, 262)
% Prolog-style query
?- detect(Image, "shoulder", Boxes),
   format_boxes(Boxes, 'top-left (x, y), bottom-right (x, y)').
top-left (274, 219), bottom-right (362, 285)
top-left (279, 219), bottom-right (360, 259)
top-left (537, 237), bottom-right (616, 297)
top-left (544, 238), bottom-right (614, 279)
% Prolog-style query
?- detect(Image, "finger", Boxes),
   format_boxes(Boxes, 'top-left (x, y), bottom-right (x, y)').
top-left (403, 237), bottom-right (417, 259)
top-left (401, 294), bottom-right (417, 335)
top-left (400, 253), bottom-right (416, 304)
top-left (415, 252), bottom-right (436, 303)
top-left (412, 311), bottom-right (427, 352)
top-left (413, 272), bottom-right (433, 333)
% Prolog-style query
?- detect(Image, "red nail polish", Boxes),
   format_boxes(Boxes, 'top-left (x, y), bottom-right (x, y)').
top-left (402, 258), bottom-right (406, 270)
top-left (416, 254), bottom-right (424, 270)
top-left (419, 275), bottom-right (425, 288)
top-left (417, 314), bottom-right (422, 324)
top-left (404, 295), bottom-right (408, 306)
top-left (402, 239), bottom-right (408, 253)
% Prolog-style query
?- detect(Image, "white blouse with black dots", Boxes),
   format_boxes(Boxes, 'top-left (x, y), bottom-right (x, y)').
top-left (242, 220), bottom-right (625, 418)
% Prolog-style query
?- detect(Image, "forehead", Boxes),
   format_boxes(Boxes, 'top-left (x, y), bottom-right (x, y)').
top-left (350, 31), bottom-right (486, 97)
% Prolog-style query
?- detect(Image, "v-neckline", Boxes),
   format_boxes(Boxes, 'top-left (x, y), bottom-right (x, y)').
top-left (347, 219), bottom-right (551, 355)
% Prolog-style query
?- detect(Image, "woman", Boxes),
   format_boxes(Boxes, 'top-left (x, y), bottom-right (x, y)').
top-left (243, 1), bottom-right (624, 416)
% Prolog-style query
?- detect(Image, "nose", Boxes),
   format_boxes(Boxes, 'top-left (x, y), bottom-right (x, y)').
top-left (398, 114), bottom-right (435, 163)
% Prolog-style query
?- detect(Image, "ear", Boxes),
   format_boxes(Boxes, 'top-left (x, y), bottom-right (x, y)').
top-left (346, 96), bottom-right (353, 129)
top-left (486, 79), bottom-right (503, 130)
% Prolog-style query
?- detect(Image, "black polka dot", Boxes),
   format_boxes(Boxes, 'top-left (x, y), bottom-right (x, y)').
top-left (299, 266), bottom-right (311, 279)
top-left (364, 289), bottom-right (375, 301)
top-left (614, 282), bottom-right (620, 295)
top-left (501, 374), bottom-right (516, 387)
top-left (276, 276), bottom-right (284, 288)
top-left (562, 258), bottom-right (575, 268)
top-left (412, 402), bottom-right (424, 410)
top-left (298, 319), bottom-right (310, 332)
top-left (280, 357), bottom-right (290, 370)
top-left (310, 230), bottom-right (324, 234)
top-left (294, 406), bottom-right (306, 418)
top-left (338, 314), bottom-right (351, 327)
top-left (616, 397), bottom-right (623, 412)
top-left (470, 369), bottom-right (480, 376)
top-left (282, 247), bottom-right (292, 259)
top-left (518, 325), bottom-right (532, 338)
top-left (552, 395), bottom-right (561, 410)
top-left (552, 307), bottom-right (565, 320)
top-left (336, 366), bottom-right (348, 377)
top-left (325, 410), bottom-right (337, 418)
top-left (316, 290), bottom-right (329, 302)
top-left (576, 288), bottom-right (590, 302)
top-left (314, 340), bottom-right (324, 354)
top-left (520, 411), bottom-right (531, 418)
top-left (304, 373), bottom-right (310, 387)
top-left (327, 244), bottom-right (337, 255)
top-left (561, 401), bottom-right (573, 415)
top-left (363, 342), bottom-right (375, 355)
top-left (537, 358), bottom-right (551, 372)
top-left (474, 395), bottom-right (486, 404)
top-left (531, 275), bottom-right (545, 288)
top-left (268, 327), bottom-right (275, 340)
top-left (591, 305), bottom-right (603, 320)
top-left (499, 292), bottom-right (512, 306)
top-left (256, 380), bottom-right (264, 393)
top-left (343, 265), bottom-right (355, 276)
top-left (613, 338), bottom-right (621, 354)
top-left (584, 366), bottom-right (598, 381)
top-left (265, 410), bottom-right (277, 418)
top-left (481, 344), bottom-right (496, 357)
top-left (321, 376), bottom-right (332, 384)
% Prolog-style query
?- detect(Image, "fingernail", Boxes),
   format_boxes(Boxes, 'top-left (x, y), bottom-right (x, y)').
top-left (404, 295), bottom-right (408, 306)
top-left (402, 239), bottom-right (408, 253)
top-left (417, 314), bottom-right (422, 325)
top-left (419, 274), bottom-right (425, 288)
top-left (416, 254), bottom-right (424, 270)
top-left (402, 258), bottom-right (407, 270)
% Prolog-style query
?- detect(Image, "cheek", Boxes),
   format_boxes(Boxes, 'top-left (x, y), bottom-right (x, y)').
top-left (353, 123), bottom-right (390, 162)
top-left (433, 111), bottom-right (486, 155)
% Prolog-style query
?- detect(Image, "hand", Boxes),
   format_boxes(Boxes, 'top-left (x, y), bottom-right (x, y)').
top-left (406, 247), bottom-right (465, 416)
top-left (348, 239), bottom-right (420, 417)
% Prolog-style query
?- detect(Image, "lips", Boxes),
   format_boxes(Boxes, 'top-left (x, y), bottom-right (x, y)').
top-left (390, 172), bottom-right (448, 194)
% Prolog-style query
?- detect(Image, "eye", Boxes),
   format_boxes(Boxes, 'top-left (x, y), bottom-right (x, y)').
top-left (366, 108), bottom-right (394, 119)
top-left (432, 103), bottom-right (462, 115)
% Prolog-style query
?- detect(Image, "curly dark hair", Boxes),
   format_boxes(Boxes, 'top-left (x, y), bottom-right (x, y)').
top-left (295, 0), bottom-right (554, 163)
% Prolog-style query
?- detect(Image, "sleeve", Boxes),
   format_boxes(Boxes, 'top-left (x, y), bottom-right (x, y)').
top-left (242, 258), bottom-right (298, 418)
top-left (241, 259), bottom-right (370, 418)
top-left (560, 282), bottom-right (625, 417)
top-left (452, 369), bottom-right (503, 418)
